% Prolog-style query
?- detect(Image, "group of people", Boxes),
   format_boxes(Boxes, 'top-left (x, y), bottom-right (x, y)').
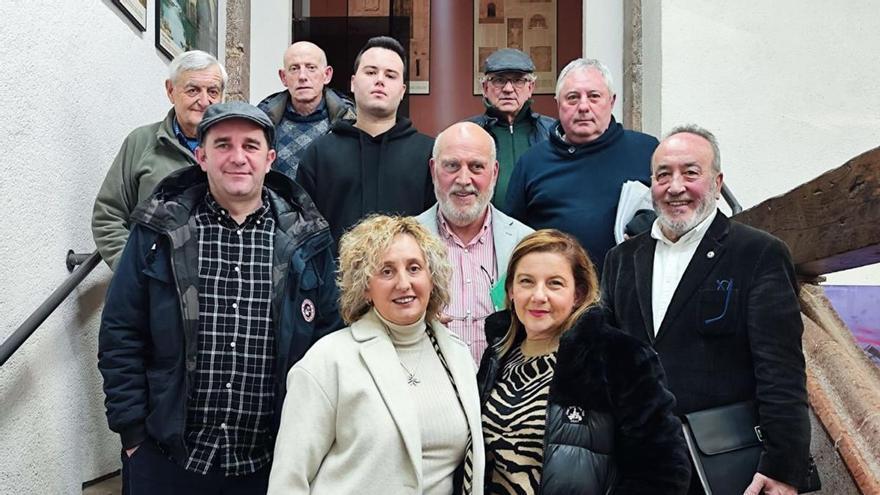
top-left (94, 34), bottom-right (813, 495)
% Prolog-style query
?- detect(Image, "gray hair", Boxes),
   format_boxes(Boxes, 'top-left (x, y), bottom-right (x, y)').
top-left (432, 122), bottom-right (497, 165)
top-left (554, 58), bottom-right (614, 99)
top-left (479, 72), bottom-right (537, 85)
top-left (168, 50), bottom-right (228, 90)
top-left (664, 124), bottom-right (722, 174)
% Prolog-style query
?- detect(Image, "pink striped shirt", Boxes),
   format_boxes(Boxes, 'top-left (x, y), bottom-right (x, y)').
top-left (437, 210), bottom-right (498, 363)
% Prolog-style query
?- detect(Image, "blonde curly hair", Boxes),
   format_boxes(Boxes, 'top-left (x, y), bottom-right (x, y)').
top-left (337, 215), bottom-right (452, 325)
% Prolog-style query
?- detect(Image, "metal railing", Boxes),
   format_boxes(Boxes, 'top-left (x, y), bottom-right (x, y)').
top-left (721, 183), bottom-right (743, 214)
top-left (0, 250), bottom-right (101, 367)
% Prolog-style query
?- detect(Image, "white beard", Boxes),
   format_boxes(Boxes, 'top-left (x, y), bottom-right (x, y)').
top-left (655, 181), bottom-right (718, 239)
top-left (435, 181), bottom-right (495, 227)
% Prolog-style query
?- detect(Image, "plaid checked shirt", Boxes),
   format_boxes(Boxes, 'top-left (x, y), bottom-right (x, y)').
top-left (184, 193), bottom-right (277, 476)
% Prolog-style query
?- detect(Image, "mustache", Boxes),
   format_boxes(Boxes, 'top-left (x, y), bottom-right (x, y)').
top-left (449, 184), bottom-right (479, 195)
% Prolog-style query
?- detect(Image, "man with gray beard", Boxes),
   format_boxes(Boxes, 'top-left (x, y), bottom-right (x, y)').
top-left (416, 122), bottom-right (532, 362)
top-left (601, 125), bottom-right (811, 495)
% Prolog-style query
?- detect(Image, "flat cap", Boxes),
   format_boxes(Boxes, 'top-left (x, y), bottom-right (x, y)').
top-left (482, 48), bottom-right (535, 74)
top-left (197, 101), bottom-right (275, 145)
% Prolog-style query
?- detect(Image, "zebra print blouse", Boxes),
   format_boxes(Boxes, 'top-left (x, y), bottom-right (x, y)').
top-left (481, 346), bottom-right (556, 494)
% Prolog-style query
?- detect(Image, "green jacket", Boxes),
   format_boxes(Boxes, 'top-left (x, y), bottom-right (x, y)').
top-left (91, 108), bottom-right (197, 269)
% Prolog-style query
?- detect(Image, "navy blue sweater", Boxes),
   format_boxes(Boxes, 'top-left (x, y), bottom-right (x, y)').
top-left (504, 118), bottom-right (658, 272)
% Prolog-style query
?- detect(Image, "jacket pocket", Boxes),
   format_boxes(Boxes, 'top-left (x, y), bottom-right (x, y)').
top-left (143, 248), bottom-right (183, 357)
top-left (696, 282), bottom-right (738, 337)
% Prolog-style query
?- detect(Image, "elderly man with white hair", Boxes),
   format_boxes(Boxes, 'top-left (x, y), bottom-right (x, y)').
top-left (504, 58), bottom-right (658, 273)
top-left (92, 50), bottom-right (226, 269)
top-left (416, 122), bottom-right (532, 362)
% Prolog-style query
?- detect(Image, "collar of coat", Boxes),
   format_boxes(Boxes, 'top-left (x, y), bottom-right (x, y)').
top-left (484, 307), bottom-right (660, 412)
top-left (130, 166), bottom-right (328, 238)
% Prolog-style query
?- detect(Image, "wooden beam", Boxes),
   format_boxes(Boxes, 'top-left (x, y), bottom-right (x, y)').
top-left (733, 146), bottom-right (880, 276)
top-left (799, 284), bottom-right (880, 494)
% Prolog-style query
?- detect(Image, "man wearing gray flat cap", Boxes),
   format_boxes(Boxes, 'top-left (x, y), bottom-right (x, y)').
top-left (466, 48), bottom-right (555, 210)
top-left (98, 101), bottom-right (341, 493)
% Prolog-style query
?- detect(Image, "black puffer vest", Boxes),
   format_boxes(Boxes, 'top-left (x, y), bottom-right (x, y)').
top-left (477, 308), bottom-right (691, 494)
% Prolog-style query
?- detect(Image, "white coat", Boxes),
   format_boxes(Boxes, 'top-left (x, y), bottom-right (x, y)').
top-left (267, 310), bottom-right (485, 495)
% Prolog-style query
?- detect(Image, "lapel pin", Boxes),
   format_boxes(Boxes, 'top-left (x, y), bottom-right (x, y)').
top-left (706, 250), bottom-right (715, 259)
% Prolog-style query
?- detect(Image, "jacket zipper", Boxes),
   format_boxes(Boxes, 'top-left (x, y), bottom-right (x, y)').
top-left (165, 232), bottom-right (192, 456)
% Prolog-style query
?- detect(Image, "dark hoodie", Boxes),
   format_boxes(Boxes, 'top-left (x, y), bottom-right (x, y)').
top-left (296, 118), bottom-right (435, 248)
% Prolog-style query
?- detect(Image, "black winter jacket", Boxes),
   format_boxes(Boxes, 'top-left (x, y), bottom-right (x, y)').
top-left (98, 167), bottom-right (342, 465)
top-left (295, 118), bottom-right (434, 249)
top-left (258, 87), bottom-right (356, 128)
top-left (466, 102), bottom-right (556, 146)
top-left (477, 309), bottom-right (691, 494)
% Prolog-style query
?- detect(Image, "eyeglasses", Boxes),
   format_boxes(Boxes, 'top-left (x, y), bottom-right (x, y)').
top-left (487, 76), bottom-right (531, 89)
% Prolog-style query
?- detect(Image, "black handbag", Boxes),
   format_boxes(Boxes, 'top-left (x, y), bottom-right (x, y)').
top-left (681, 401), bottom-right (820, 495)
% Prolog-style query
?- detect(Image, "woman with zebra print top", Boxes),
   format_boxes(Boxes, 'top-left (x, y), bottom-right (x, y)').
top-left (477, 230), bottom-right (691, 494)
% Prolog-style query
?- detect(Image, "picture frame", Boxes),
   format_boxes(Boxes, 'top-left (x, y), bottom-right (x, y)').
top-left (348, 0), bottom-right (431, 95)
top-left (473, 0), bottom-right (557, 95)
top-left (155, 0), bottom-right (219, 60)
top-left (112, 0), bottom-right (147, 32)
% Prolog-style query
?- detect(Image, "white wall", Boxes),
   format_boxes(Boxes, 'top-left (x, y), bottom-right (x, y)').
top-left (583, 0), bottom-right (624, 123)
top-left (642, 0), bottom-right (880, 284)
top-left (250, 0), bottom-right (291, 104)
top-left (0, 1), bottom-right (174, 492)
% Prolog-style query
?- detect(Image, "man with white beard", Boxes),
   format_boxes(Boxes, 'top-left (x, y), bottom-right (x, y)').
top-left (416, 122), bottom-right (533, 362)
top-left (601, 124), bottom-right (811, 495)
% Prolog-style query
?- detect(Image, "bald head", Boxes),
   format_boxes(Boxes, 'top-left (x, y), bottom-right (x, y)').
top-left (430, 122), bottom-right (499, 229)
top-left (279, 41), bottom-right (333, 115)
top-left (283, 41), bottom-right (327, 67)
top-left (432, 122), bottom-right (497, 164)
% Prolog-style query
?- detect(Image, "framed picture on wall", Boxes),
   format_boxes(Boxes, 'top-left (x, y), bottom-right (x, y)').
top-left (349, 0), bottom-right (431, 95)
top-left (473, 0), bottom-right (557, 95)
top-left (156, 0), bottom-right (219, 59)
top-left (113, 0), bottom-right (147, 31)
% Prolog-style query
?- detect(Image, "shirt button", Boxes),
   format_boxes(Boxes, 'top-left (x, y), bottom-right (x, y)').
top-left (466, 278), bottom-right (472, 284)
top-left (466, 309), bottom-right (472, 315)
top-left (256, 220), bottom-right (261, 225)
top-left (220, 423), bottom-right (227, 430)
top-left (234, 265), bottom-right (240, 272)
top-left (464, 249), bottom-right (469, 254)
top-left (232, 302), bottom-right (238, 309)
top-left (230, 342), bottom-right (236, 349)
top-left (225, 382), bottom-right (232, 389)
top-left (236, 230), bottom-right (242, 236)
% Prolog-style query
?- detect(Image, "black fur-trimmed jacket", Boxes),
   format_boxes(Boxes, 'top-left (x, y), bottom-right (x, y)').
top-left (477, 309), bottom-right (691, 494)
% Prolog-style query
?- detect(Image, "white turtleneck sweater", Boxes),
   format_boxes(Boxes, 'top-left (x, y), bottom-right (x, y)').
top-left (375, 309), bottom-right (469, 495)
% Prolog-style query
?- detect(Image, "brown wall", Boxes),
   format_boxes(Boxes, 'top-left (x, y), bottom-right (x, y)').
top-left (411, 0), bottom-right (582, 136)
top-left (305, 0), bottom-right (583, 136)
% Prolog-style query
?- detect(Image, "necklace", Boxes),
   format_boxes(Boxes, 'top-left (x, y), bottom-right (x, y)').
top-left (397, 337), bottom-right (425, 386)
top-left (382, 323), bottom-right (427, 387)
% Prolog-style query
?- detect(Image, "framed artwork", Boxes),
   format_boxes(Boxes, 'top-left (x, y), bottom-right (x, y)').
top-left (113, 0), bottom-right (147, 31)
top-left (348, 0), bottom-right (431, 94)
top-left (155, 0), bottom-right (219, 59)
top-left (473, 0), bottom-right (557, 95)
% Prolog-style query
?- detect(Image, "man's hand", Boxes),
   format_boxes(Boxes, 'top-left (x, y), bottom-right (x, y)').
top-left (125, 445), bottom-right (140, 458)
top-left (743, 472), bottom-right (797, 495)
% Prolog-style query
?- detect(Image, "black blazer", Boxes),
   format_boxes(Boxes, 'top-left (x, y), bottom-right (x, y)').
top-left (601, 212), bottom-right (811, 487)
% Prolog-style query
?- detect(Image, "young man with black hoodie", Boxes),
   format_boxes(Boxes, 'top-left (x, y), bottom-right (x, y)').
top-left (296, 36), bottom-right (434, 249)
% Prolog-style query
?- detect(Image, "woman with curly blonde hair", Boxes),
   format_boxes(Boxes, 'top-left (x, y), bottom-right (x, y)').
top-left (268, 215), bottom-right (485, 495)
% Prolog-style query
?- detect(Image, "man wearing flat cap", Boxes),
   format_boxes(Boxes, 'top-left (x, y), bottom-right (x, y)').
top-left (466, 48), bottom-right (555, 210)
top-left (98, 101), bottom-right (341, 493)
